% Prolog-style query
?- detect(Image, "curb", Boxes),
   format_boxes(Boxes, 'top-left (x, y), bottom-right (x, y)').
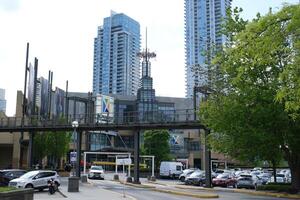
top-left (57, 189), bottom-right (68, 198)
top-left (175, 185), bottom-right (219, 192)
top-left (147, 181), bottom-right (168, 186)
top-left (233, 189), bottom-right (300, 199)
top-left (120, 181), bottom-right (156, 189)
top-left (175, 185), bottom-right (300, 199)
top-left (152, 188), bottom-right (219, 199)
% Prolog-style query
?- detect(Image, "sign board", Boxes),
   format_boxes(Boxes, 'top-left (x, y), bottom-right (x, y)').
top-left (116, 158), bottom-right (132, 165)
top-left (70, 152), bottom-right (77, 162)
top-left (95, 94), bottom-right (114, 123)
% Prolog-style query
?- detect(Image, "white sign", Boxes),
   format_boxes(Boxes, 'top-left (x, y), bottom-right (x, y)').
top-left (70, 152), bottom-right (77, 162)
top-left (95, 94), bottom-right (114, 123)
top-left (116, 158), bottom-right (132, 165)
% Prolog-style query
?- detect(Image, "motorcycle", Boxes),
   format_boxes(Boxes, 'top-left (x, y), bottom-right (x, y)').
top-left (48, 178), bottom-right (57, 195)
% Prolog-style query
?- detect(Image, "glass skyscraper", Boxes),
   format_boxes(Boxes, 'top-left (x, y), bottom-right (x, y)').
top-left (184, 0), bottom-right (231, 98)
top-left (0, 88), bottom-right (6, 114)
top-left (93, 12), bottom-right (141, 96)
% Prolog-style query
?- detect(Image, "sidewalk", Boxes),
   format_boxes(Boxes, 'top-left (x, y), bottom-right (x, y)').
top-left (35, 181), bottom-right (135, 200)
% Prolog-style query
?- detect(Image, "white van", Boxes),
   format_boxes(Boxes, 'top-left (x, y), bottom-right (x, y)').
top-left (159, 161), bottom-right (183, 178)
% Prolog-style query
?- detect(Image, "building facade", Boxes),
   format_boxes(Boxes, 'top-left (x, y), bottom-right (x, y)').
top-left (0, 88), bottom-right (7, 114)
top-left (93, 12), bottom-right (141, 96)
top-left (185, 0), bottom-right (231, 98)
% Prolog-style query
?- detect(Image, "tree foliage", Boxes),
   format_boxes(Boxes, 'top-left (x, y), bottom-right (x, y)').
top-left (33, 117), bottom-right (71, 168)
top-left (200, 5), bottom-right (300, 190)
top-left (143, 130), bottom-right (171, 170)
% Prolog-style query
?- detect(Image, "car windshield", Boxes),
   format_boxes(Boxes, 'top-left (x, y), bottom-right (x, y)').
top-left (261, 173), bottom-right (270, 177)
top-left (217, 173), bottom-right (229, 179)
top-left (183, 169), bottom-right (193, 174)
top-left (19, 171), bottom-right (39, 179)
top-left (91, 166), bottom-right (103, 170)
top-left (240, 174), bottom-right (252, 178)
top-left (189, 171), bottom-right (204, 178)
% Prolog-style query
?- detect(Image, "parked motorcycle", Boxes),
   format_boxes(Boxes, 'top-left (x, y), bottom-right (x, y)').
top-left (48, 178), bottom-right (57, 195)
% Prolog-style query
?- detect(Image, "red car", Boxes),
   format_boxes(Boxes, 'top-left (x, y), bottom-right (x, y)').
top-left (212, 173), bottom-right (237, 187)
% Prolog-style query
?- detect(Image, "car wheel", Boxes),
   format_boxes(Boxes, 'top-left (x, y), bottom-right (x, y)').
top-left (25, 184), bottom-right (33, 188)
top-left (199, 181), bottom-right (203, 186)
top-left (38, 188), bottom-right (44, 192)
top-left (180, 177), bottom-right (185, 182)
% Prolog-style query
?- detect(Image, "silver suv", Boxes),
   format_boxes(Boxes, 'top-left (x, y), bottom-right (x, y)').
top-left (9, 170), bottom-right (60, 190)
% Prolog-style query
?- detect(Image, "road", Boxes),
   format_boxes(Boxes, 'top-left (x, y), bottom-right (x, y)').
top-left (91, 178), bottom-right (291, 200)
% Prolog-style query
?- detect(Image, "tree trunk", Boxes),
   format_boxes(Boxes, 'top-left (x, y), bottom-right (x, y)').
top-left (272, 164), bottom-right (277, 183)
top-left (290, 164), bottom-right (300, 191)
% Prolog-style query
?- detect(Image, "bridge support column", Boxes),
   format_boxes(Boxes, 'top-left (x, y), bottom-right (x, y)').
top-left (76, 131), bottom-right (82, 178)
top-left (204, 129), bottom-right (212, 188)
top-left (28, 132), bottom-right (34, 169)
top-left (133, 130), bottom-right (140, 184)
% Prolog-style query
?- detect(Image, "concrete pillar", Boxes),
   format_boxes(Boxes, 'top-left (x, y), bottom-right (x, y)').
top-left (12, 133), bottom-right (21, 168)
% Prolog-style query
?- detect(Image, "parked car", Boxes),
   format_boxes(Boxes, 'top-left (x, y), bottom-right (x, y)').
top-left (9, 170), bottom-right (60, 190)
top-left (250, 171), bottom-right (261, 176)
top-left (252, 167), bottom-right (262, 171)
top-left (185, 170), bottom-right (206, 186)
top-left (0, 169), bottom-right (26, 186)
top-left (178, 169), bottom-right (195, 182)
top-left (236, 174), bottom-right (263, 189)
top-left (179, 169), bottom-right (196, 182)
top-left (159, 161), bottom-right (183, 178)
top-left (88, 165), bottom-right (104, 180)
top-left (212, 173), bottom-right (237, 187)
top-left (258, 173), bottom-right (271, 185)
top-left (269, 173), bottom-right (286, 183)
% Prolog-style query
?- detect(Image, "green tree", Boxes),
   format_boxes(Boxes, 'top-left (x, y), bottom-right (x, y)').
top-left (143, 130), bottom-right (171, 170)
top-left (33, 117), bottom-right (71, 169)
top-left (33, 133), bottom-right (48, 164)
top-left (200, 5), bottom-right (300, 190)
top-left (45, 130), bottom-right (71, 169)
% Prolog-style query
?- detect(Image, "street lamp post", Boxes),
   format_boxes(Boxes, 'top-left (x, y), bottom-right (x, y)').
top-left (68, 121), bottom-right (80, 193)
top-left (72, 121), bottom-right (81, 177)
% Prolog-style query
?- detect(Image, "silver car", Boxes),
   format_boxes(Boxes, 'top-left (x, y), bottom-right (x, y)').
top-left (88, 166), bottom-right (105, 180)
top-left (236, 174), bottom-right (262, 189)
top-left (9, 170), bottom-right (60, 190)
top-left (179, 169), bottom-right (196, 182)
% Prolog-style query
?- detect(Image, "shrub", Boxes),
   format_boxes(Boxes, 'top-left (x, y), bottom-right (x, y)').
top-left (257, 184), bottom-right (298, 194)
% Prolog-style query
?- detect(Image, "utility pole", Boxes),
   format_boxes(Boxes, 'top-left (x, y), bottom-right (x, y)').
top-left (20, 42), bottom-right (30, 168)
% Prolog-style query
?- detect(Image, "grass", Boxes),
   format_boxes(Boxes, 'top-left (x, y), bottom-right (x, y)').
top-left (0, 187), bottom-right (17, 193)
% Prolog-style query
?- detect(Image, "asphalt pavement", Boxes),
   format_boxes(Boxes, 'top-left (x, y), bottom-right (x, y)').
top-left (33, 174), bottom-right (294, 200)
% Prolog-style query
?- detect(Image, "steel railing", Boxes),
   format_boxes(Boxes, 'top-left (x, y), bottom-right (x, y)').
top-left (0, 109), bottom-right (198, 129)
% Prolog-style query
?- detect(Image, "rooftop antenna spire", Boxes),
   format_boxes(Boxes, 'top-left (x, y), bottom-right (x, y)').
top-left (146, 27), bottom-right (148, 54)
top-left (137, 27), bottom-right (156, 77)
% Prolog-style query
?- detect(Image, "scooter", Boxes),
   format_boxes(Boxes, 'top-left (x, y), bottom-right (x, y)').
top-left (48, 178), bottom-right (57, 195)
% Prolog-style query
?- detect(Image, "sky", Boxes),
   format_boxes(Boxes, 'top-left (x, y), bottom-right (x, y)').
top-left (0, 0), bottom-right (299, 116)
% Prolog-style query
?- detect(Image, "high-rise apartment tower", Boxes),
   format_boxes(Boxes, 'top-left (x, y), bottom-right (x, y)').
top-left (185, 0), bottom-right (231, 98)
top-left (93, 12), bottom-right (141, 96)
top-left (0, 88), bottom-right (7, 114)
